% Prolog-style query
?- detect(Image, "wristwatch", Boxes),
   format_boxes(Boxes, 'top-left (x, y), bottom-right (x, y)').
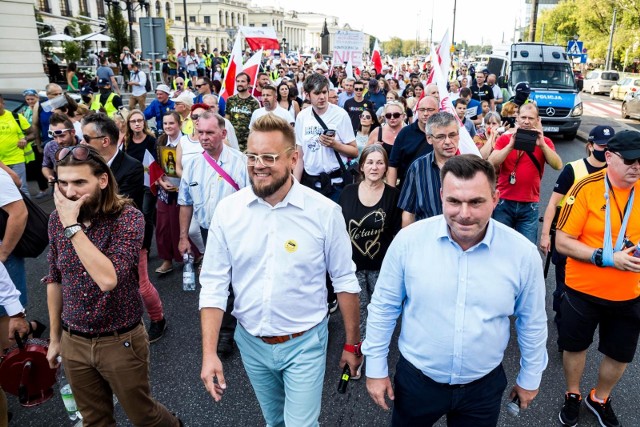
top-left (10, 310), bottom-right (26, 319)
top-left (343, 342), bottom-right (363, 357)
top-left (64, 224), bottom-right (83, 239)
top-left (591, 248), bottom-right (604, 267)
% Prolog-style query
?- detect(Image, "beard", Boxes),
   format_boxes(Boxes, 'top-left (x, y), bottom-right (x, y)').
top-left (77, 187), bottom-right (103, 223)
top-left (250, 172), bottom-right (290, 200)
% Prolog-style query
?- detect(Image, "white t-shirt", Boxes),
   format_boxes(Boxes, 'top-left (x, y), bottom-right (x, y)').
top-left (0, 169), bottom-right (22, 245)
top-left (179, 134), bottom-right (202, 171)
top-left (295, 104), bottom-right (356, 176)
top-left (130, 70), bottom-right (147, 96)
top-left (249, 106), bottom-right (295, 128)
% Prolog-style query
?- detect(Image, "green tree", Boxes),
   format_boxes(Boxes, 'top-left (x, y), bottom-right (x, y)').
top-left (63, 22), bottom-right (81, 62)
top-left (79, 22), bottom-right (93, 54)
top-left (402, 40), bottom-right (418, 56)
top-left (383, 37), bottom-right (403, 57)
top-left (106, 6), bottom-right (128, 57)
top-left (166, 19), bottom-right (174, 50)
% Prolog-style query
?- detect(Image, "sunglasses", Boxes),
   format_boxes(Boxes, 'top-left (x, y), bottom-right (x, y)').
top-left (385, 112), bottom-right (403, 119)
top-left (48, 128), bottom-right (72, 138)
top-left (354, 88), bottom-right (364, 92)
top-left (195, 84), bottom-right (204, 88)
top-left (129, 119), bottom-right (144, 124)
top-left (612, 151), bottom-right (640, 166)
top-left (82, 134), bottom-right (106, 144)
top-left (176, 83), bottom-right (184, 86)
top-left (191, 114), bottom-right (201, 120)
top-left (360, 114), bottom-right (372, 119)
top-left (56, 145), bottom-right (93, 163)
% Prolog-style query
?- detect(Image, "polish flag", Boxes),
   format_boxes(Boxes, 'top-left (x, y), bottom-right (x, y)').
top-left (143, 149), bottom-right (165, 196)
top-left (219, 34), bottom-right (243, 101)
top-left (240, 26), bottom-right (279, 51)
top-left (244, 49), bottom-right (263, 96)
top-left (371, 40), bottom-right (382, 76)
top-left (431, 41), bottom-right (480, 157)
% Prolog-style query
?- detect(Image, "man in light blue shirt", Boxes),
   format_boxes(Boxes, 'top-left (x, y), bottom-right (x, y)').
top-left (363, 154), bottom-right (548, 426)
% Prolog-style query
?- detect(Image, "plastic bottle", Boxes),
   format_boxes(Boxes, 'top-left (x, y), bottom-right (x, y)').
top-left (57, 364), bottom-right (81, 421)
top-left (41, 95), bottom-right (68, 112)
top-left (183, 253), bottom-right (196, 291)
top-left (506, 396), bottom-right (520, 417)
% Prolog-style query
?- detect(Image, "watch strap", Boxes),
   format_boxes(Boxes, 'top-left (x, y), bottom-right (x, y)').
top-left (343, 342), bottom-right (363, 357)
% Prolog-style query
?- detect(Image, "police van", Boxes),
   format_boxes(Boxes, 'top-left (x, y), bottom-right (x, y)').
top-left (488, 43), bottom-right (582, 140)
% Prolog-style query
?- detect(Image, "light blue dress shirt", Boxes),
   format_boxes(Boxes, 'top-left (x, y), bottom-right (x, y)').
top-left (362, 215), bottom-right (548, 391)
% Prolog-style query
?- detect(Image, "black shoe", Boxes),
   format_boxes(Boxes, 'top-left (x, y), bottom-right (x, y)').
top-left (217, 335), bottom-right (234, 357)
top-left (585, 390), bottom-right (621, 427)
top-left (558, 392), bottom-right (581, 426)
top-left (148, 318), bottom-right (167, 343)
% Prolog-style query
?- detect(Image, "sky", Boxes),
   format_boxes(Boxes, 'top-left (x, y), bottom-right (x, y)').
top-left (252, 0), bottom-right (524, 47)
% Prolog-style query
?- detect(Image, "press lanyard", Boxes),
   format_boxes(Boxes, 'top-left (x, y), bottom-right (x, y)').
top-left (602, 174), bottom-right (635, 266)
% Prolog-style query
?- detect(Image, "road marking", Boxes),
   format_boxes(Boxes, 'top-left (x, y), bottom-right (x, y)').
top-left (583, 101), bottom-right (620, 116)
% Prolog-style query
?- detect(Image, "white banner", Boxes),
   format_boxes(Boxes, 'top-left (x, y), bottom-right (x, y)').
top-left (332, 31), bottom-right (365, 67)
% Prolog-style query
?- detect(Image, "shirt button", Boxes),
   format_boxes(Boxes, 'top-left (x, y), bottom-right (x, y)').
top-left (86, 311), bottom-right (90, 314)
top-left (83, 272), bottom-right (87, 276)
top-left (84, 293), bottom-right (87, 297)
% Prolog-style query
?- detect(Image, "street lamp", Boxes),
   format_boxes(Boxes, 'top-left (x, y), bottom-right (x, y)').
top-left (282, 38), bottom-right (288, 55)
top-left (104, 0), bottom-right (149, 49)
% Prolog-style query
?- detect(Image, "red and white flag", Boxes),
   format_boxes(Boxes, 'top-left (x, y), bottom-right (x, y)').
top-left (240, 26), bottom-right (279, 51)
top-left (243, 48), bottom-right (263, 96)
top-left (431, 41), bottom-right (481, 157)
top-left (219, 34), bottom-right (243, 101)
top-left (371, 40), bottom-right (382, 76)
top-left (143, 149), bottom-right (165, 196)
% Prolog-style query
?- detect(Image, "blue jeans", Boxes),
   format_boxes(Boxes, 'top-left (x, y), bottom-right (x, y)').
top-left (234, 317), bottom-right (328, 427)
top-left (7, 162), bottom-right (29, 197)
top-left (392, 355), bottom-right (507, 427)
top-left (492, 199), bottom-right (539, 244)
top-left (0, 255), bottom-right (27, 317)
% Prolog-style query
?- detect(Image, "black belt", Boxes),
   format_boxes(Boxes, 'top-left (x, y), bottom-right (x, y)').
top-left (306, 169), bottom-right (342, 179)
top-left (62, 321), bottom-right (141, 339)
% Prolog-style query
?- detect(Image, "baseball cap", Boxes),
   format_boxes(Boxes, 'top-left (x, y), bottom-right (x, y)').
top-left (515, 81), bottom-right (531, 94)
top-left (482, 68), bottom-right (489, 74)
top-left (80, 86), bottom-right (93, 96)
top-left (588, 125), bottom-right (614, 146)
top-left (155, 84), bottom-right (171, 94)
top-left (98, 78), bottom-right (110, 88)
top-left (170, 92), bottom-right (194, 107)
top-left (606, 130), bottom-right (640, 159)
top-left (22, 89), bottom-right (38, 96)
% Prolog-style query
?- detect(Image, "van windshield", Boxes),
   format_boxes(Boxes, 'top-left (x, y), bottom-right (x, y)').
top-left (511, 63), bottom-right (576, 90)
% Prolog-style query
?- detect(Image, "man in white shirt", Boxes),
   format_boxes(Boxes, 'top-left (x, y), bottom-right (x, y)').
top-left (293, 73), bottom-right (358, 203)
top-left (127, 62), bottom-right (147, 111)
top-left (249, 85), bottom-right (295, 128)
top-left (199, 114), bottom-right (361, 427)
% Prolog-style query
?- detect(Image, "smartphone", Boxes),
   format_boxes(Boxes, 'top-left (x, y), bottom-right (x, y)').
top-left (323, 129), bottom-right (336, 137)
top-left (514, 128), bottom-right (538, 153)
top-left (503, 116), bottom-right (516, 128)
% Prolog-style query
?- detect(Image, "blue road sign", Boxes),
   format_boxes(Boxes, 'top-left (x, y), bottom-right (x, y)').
top-left (567, 40), bottom-right (584, 56)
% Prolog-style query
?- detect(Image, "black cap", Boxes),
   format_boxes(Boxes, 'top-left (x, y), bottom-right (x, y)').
top-left (588, 125), bottom-right (615, 146)
top-left (515, 81), bottom-right (531, 94)
top-left (606, 130), bottom-right (640, 159)
top-left (98, 78), bottom-right (110, 88)
top-left (80, 86), bottom-right (93, 96)
top-left (481, 68), bottom-right (489, 74)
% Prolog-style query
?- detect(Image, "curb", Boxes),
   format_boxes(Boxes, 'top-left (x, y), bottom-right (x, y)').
top-left (576, 130), bottom-right (589, 143)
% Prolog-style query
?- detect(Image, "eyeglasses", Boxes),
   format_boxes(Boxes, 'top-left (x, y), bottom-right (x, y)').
top-left (360, 114), bottom-right (372, 120)
top-left (82, 134), bottom-right (106, 144)
top-left (129, 119), bottom-right (144, 124)
top-left (48, 128), bottom-right (72, 138)
top-left (195, 84), bottom-right (204, 88)
top-left (430, 132), bottom-right (460, 142)
top-left (612, 151), bottom-right (640, 166)
top-left (245, 151), bottom-right (288, 167)
top-left (417, 108), bottom-right (438, 113)
top-left (191, 114), bottom-right (201, 120)
top-left (385, 112), bottom-right (403, 119)
top-left (56, 145), bottom-right (93, 162)
top-left (354, 88), bottom-right (364, 92)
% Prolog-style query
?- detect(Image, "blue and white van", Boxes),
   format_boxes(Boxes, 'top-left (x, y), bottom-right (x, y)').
top-left (488, 43), bottom-right (582, 140)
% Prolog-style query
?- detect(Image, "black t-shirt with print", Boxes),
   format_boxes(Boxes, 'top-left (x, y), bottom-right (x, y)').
top-left (470, 83), bottom-right (494, 103)
top-left (338, 183), bottom-right (402, 271)
top-left (344, 98), bottom-right (376, 131)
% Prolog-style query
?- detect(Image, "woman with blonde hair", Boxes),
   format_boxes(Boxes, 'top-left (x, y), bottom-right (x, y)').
top-left (368, 101), bottom-right (406, 159)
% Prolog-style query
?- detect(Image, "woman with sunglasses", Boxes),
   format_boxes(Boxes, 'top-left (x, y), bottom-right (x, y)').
top-left (154, 112), bottom-right (200, 274)
top-left (338, 145), bottom-right (401, 342)
top-left (355, 111), bottom-right (380, 158)
top-left (21, 89), bottom-right (49, 198)
top-left (367, 101), bottom-right (405, 159)
top-left (276, 82), bottom-right (300, 119)
top-left (112, 107), bottom-right (129, 150)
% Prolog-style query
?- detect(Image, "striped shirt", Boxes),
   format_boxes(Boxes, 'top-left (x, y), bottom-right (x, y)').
top-left (398, 151), bottom-right (442, 221)
top-left (178, 144), bottom-right (250, 229)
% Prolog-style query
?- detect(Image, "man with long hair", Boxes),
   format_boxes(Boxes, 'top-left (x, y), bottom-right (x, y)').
top-left (43, 144), bottom-right (181, 426)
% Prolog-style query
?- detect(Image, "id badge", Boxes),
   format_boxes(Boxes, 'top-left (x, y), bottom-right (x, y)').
top-left (509, 172), bottom-right (516, 185)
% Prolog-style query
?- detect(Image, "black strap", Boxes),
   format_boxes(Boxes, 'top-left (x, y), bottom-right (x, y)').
top-left (377, 126), bottom-right (383, 143)
top-left (11, 112), bottom-right (24, 138)
top-left (311, 108), bottom-right (347, 173)
top-left (525, 151), bottom-right (543, 178)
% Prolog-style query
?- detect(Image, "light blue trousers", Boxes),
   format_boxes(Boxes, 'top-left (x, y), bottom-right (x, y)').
top-left (235, 317), bottom-right (328, 427)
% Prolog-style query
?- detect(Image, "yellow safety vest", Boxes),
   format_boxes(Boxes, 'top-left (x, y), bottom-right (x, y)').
top-left (90, 92), bottom-right (118, 118)
top-left (558, 159), bottom-right (589, 207)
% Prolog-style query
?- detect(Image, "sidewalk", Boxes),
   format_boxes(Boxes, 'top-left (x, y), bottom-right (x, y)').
top-left (575, 109), bottom-right (635, 142)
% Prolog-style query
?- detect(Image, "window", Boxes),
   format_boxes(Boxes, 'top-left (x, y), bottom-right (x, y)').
top-left (96, 0), bottom-right (105, 17)
top-left (189, 16), bottom-right (196, 23)
top-left (155, 1), bottom-right (161, 16)
top-left (165, 2), bottom-right (171, 19)
top-left (204, 16), bottom-right (211, 24)
top-left (59, 0), bottom-right (71, 16)
top-left (249, 23), bottom-right (255, 27)
top-left (79, 0), bottom-right (88, 15)
top-left (262, 23), bottom-right (267, 27)
top-left (176, 16), bottom-right (181, 21)
top-left (37, 0), bottom-right (51, 13)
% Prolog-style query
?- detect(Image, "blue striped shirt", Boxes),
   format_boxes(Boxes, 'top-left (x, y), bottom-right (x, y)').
top-left (398, 151), bottom-right (442, 220)
top-left (178, 145), bottom-right (250, 229)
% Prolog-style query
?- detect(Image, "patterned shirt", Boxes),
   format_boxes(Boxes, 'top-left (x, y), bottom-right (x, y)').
top-left (43, 205), bottom-right (144, 333)
top-left (225, 95), bottom-right (260, 151)
top-left (398, 151), bottom-right (443, 221)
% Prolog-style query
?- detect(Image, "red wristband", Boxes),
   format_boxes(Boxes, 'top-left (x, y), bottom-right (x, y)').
top-left (343, 342), bottom-right (363, 357)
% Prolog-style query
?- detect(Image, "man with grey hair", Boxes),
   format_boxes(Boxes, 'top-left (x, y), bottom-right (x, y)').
top-left (338, 77), bottom-right (355, 108)
top-left (398, 111), bottom-right (460, 228)
top-left (202, 94), bottom-right (239, 150)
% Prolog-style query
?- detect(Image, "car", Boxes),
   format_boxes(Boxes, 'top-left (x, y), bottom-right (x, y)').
top-left (2, 91), bottom-right (47, 115)
top-left (582, 69), bottom-right (620, 95)
top-left (610, 77), bottom-right (640, 100)
top-left (621, 91), bottom-right (640, 119)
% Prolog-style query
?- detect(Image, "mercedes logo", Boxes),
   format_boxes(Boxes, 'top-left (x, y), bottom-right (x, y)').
top-left (546, 107), bottom-right (556, 116)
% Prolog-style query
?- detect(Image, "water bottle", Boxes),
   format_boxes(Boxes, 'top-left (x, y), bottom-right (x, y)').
top-left (57, 363), bottom-right (81, 421)
top-left (41, 95), bottom-right (68, 112)
top-left (633, 242), bottom-right (640, 258)
top-left (506, 396), bottom-right (520, 417)
top-left (183, 253), bottom-right (196, 291)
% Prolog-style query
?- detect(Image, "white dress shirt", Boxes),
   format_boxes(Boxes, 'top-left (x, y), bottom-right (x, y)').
top-left (199, 179), bottom-right (360, 336)
top-left (0, 262), bottom-right (23, 316)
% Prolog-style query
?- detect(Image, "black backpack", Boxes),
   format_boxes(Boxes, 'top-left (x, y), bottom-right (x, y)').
top-left (144, 71), bottom-right (152, 92)
top-left (0, 191), bottom-right (50, 258)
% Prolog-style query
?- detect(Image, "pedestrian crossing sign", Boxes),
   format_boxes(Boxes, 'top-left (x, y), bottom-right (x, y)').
top-left (567, 40), bottom-right (583, 56)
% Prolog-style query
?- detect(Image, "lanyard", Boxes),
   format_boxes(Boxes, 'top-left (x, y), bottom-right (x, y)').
top-left (602, 174), bottom-right (635, 266)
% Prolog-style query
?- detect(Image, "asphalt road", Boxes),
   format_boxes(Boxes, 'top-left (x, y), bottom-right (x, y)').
top-left (6, 108), bottom-right (640, 427)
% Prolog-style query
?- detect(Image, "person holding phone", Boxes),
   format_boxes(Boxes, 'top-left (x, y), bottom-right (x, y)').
top-left (488, 103), bottom-right (563, 244)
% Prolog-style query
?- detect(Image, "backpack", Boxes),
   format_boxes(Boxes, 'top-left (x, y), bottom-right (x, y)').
top-left (144, 71), bottom-right (152, 92)
top-left (0, 191), bottom-right (50, 258)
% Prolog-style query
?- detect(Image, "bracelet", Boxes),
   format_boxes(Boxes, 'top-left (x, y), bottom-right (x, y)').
top-left (343, 342), bottom-right (363, 357)
top-left (591, 248), bottom-right (604, 267)
top-left (64, 223), bottom-right (82, 231)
